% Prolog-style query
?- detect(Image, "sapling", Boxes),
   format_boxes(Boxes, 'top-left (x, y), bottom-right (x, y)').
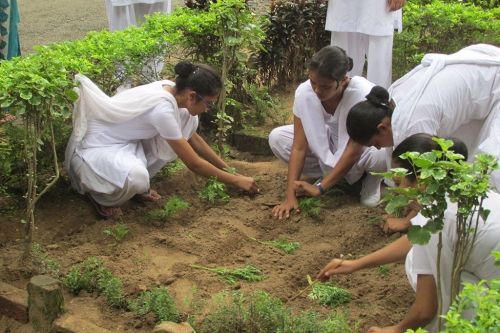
top-left (103, 223), bottom-right (130, 242)
top-left (190, 264), bottom-right (265, 284)
top-left (299, 197), bottom-right (323, 218)
top-left (198, 177), bottom-right (230, 204)
top-left (249, 236), bottom-right (300, 254)
top-left (148, 195), bottom-right (190, 220)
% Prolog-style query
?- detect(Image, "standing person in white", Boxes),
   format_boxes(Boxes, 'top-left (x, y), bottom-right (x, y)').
top-left (105, 0), bottom-right (172, 31)
top-left (269, 46), bottom-right (387, 219)
top-left (65, 61), bottom-right (259, 218)
top-left (325, 0), bottom-right (405, 88)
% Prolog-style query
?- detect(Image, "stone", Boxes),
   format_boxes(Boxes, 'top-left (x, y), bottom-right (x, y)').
top-left (53, 314), bottom-right (112, 333)
top-left (28, 275), bottom-right (64, 333)
top-left (0, 281), bottom-right (28, 323)
top-left (153, 321), bottom-right (196, 333)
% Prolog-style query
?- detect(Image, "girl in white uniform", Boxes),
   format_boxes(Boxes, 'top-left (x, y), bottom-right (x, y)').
top-left (105, 0), bottom-right (171, 31)
top-left (317, 134), bottom-right (500, 333)
top-left (65, 61), bottom-right (259, 218)
top-left (269, 46), bottom-right (387, 219)
top-left (325, 0), bottom-right (405, 88)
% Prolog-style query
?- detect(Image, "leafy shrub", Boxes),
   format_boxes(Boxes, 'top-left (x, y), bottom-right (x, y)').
top-left (103, 223), bottom-right (130, 242)
top-left (198, 177), bottom-right (230, 204)
top-left (393, 0), bottom-right (500, 78)
top-left (148, 195), bottom-right (190, 221)
top-left (128, 287), bottom-right (180, 322)
top-left (257, 0), bottom-right (330, 89)
top-left (63, 257), bottom-right (125, 307)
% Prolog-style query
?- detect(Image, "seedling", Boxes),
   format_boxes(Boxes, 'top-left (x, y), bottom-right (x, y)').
top-left (190, 264), bottom-right (265, 284)
top-left (249, 236), bottom-right (300, 254)
top-left (148, 195), bottom-right (190, 220)
top-left (156, 159), bottom-right (185, 178)
top-left (223, 166), bottom-right (237, 174)
top-left (128, 287), bottom-right (179, 322)
top-left (377, 265), bottom-right (390, 276)
top-left (32, 243), bottom-right (60, 278)
top-left (103, 223), bottom-right (130, 242)
top-left (299, 197), bottom-right (323, 218)
top-left (198, 177), bottom-right (230, 204)
top-left (306, 275), bottom-right (351, 307)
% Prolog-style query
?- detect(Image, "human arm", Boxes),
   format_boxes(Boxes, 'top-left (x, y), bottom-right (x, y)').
top-left (317, 235), bottom-right (412, 281)
top-left (272, 116), bottom-right (308, 219)
top-left (295, 138), bottom-right (364, 197)
top-left (188, 132), bottom-right (230, 171)
top-left (368, 274), bottom-right (437, 333)
top-left (167, 138), bottom-right (259, 193)
top-left (387, 0), bottom-right (405, 11)
top-left (382, 206), bottom-right (419, 234)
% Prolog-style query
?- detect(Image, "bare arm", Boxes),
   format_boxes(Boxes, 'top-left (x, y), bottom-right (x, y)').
top-left (188, 132), bottom-right (229, 170)
top-left (317, 235), bottom-right (412, 281)
top-left (387, 0), bottom-right (405, 11)
top-left (272, 116), bottom-right (308, 219)
top-left (167, 138), bottom-right (258, 193)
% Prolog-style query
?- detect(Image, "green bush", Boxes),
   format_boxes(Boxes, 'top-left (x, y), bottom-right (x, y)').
top-left (393, 0), bottom-right (500, 78)
top-left (128, 287), bottom-right (180, 322)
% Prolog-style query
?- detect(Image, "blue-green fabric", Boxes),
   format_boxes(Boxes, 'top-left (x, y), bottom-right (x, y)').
top-left (0, 0), bottom-right (20, 60)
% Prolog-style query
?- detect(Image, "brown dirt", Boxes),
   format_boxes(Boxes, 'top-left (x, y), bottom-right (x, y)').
top-left (0, 158), bottom-right (413, 332)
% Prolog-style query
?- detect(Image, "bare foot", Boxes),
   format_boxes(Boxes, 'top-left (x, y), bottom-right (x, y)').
top-left (88, 195), bottom-right (123, 219)
top-left (136, 189), bottom-right (162, 202)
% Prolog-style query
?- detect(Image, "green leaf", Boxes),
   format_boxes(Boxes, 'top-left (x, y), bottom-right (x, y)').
top-left (408, 225), bottom-right (431, 245)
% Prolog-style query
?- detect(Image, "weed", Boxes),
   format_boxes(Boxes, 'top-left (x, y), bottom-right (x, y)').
top-left (198, 177), bottom-right (230, 204)
top-left (32, 243), bottom-right (60, 278)
top-left (250, 236), bottom-right (300, 254)
top-left (103, 223), bottom-right (130, 242)
top-left (148, 195), bottom-right (190, 221)
top-left (307, 276), bottom-right (351, 307)
top-left (223, 166), bottom-right (237, 175)
top-left (128, 287), bottom-right (179, 322)
top-left (190, 264), bottom-right (265, 284)
top-left (299, 197), bottom-right (323, 218)
top-left (377, 265), bottom-right (390, 276)
top-left (63, 257), bottom-right (125, 308)
top-left (155, 159), bottom-right (185, 178)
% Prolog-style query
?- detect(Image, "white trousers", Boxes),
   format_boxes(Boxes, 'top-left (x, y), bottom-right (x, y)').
top-left (105, 1), bottom-right (172, 31)
top-left (268, 125), bottom-right (387, 182)
top-left (331, 31), bottom-right (393, 89)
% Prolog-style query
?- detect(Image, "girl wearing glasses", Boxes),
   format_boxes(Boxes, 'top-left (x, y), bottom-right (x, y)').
top-left (65, 61), bottom-right (259, 218)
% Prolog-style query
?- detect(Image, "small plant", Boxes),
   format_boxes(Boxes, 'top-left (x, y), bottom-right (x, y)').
top-left (63, 257), bottom-right (125, 307)
top-left (249, 236), bottom-right (300, 254)
top-left (128, 287), bottom-right (179, 323)
top-left (103, 223), bottom-right (130, 242)
top-left (190, 264), bottom-right (265, 284)
top-left (377, 265), bottom-right (390, 276)
top-left (155, 159), bottom-right (186, 178)
top-left (32, 243), bottom-right (60, 278)
top-left (299, 197), bottom-right (323, 218)
top-left (148, 195), bottom-right (190, 220)
top-left (198, 177), bottom-right (230, 204)
top-left (307, 276), bottom-right (352, 307)
top-left (223, 166), bottom-right (237, 174)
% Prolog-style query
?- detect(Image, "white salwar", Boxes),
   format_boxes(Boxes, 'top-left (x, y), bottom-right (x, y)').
top-left (326, 0), bottom-right (401, 88)
top-left (105, 0), bottom-right (172, 31)
top-left (405, 191), bottom-right (500, 332)
top-left (64, 75), bottom-right (198, 206)
top-left (269, 77), bottom-right (387, 204)
top-left (388, 44), bottom-right (500, 192)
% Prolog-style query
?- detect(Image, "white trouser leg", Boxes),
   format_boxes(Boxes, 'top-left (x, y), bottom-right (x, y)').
top-left (367, 34), bottom-right (393, 88)
top-left (268, 125), bottom-right (323, 178)
top-left (351, 147), bottom-right (387, 207)
top-left (331, 31), bottom-right (367, 78)
top-left (105, 1), bottom-right (137, 31)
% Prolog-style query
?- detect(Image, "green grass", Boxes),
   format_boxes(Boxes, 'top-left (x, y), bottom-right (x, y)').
top-left (148, 195), bottom-right (190, 220)
top-left (377, 265), bottom-right (390, 276)
top-left (32, 243), bottom-right (60, 278)
top-left (128, 287), bottom-right (179, 323)
top-left (250, 237), bottom-right (300, 254)
top-left (190, 264), bottom-right (265, 284)
top-left (308, 278), bottom-right (352, 307)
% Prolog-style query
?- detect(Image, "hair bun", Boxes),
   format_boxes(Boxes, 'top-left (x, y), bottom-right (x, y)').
top-left (366, 86), bottom-right (390, 106)
top-left (174, 61), bottom-right (195, 78)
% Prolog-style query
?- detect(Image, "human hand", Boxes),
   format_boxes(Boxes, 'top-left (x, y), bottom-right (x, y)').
top-left (368, 325), bottom-right (403, 333)
top-left (387, 0), bottom-right (405, 11)
top-left (272, 197), bottom-right (299, 220)
top-left (317, 258), bottom-right (358, 282)
top-left (235, 175), bottom-right (260, 194)
top-left (381, 215), bottom-right (411, 234)
top-left (293, 181), bottom-right (321, 197)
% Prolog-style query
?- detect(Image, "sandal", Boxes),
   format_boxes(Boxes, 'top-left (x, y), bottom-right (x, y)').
top-left (87, 195), bottom-right (123, 219)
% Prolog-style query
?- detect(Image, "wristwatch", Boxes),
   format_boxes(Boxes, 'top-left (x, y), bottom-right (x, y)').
top-left (315, 182), bottom-right (325, 195)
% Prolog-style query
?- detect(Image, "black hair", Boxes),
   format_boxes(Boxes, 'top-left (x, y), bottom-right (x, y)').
top-left (346, 86), bottom-right (394, 145)
top-left (392, 133), bottom-right (468, 181)
top-left (174, 61), bottom-right (223, 97)
top-left (307, 46), bottom-right (354, 84)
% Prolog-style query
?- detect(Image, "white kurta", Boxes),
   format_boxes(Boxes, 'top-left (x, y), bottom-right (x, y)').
top-left (105, 0), bottom-right (172, 31)
top-left (269, 76), bottom-right (387, 183)
top-left (405, 191), bottom-right (500, 332)
top-left (388, 44), bottom-right (500, 191)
